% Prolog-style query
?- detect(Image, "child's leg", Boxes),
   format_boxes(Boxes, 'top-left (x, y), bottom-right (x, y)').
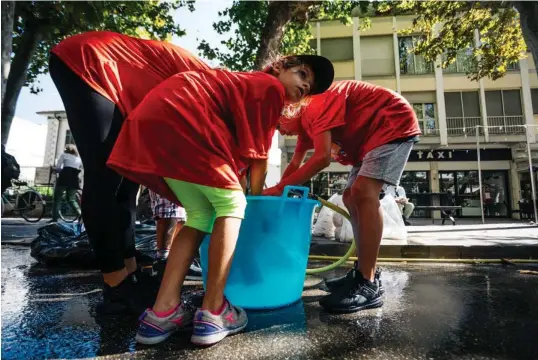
top-left (350, 176), bottom-right (384, 281)
top-left (151, 180), bottom-right (213, 313)
top-left (203, 216), bottom-right (242, 310)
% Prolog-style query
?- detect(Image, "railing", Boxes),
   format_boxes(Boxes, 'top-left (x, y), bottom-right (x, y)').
top-left (487, 116), bottom-right (526, 134)
top-left (446, 117), bottom-right (482, 136)
top-left (418, 121), bottom-right (439, 136)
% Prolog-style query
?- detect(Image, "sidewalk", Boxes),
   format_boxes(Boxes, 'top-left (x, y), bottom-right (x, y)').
top-left (3, 218), bottom-right (538, 259)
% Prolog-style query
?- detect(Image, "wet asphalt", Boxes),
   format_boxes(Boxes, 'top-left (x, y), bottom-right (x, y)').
top-left (2, 220), bottom-right (538, 359)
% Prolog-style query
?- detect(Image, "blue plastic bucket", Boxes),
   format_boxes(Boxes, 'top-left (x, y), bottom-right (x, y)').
top-left (199, 186), bottom-right (319, 310)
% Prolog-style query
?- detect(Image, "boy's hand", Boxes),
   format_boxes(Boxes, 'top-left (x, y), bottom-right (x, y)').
top-left (263, 185), bottom-right (284, 197)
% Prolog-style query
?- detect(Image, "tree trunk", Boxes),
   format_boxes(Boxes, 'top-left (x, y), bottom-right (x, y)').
top-left (514, 1), bottom-right (538, 75)
top-left (1, 22), bottom-right (43, 145)
top-left (1, 1), bottom-right (15, 109)
top-left (254, 1), bottom-right (297, 70)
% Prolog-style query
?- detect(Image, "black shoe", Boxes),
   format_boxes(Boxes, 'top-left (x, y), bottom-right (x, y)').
top-left (319, 270), bottom-right (383, 314)
top-left (322, 262), bottom-right (384, 295)
top-left (402, 215), bottom-right (411, 226)
top-left (152, 257), bottom-right (203, 281)
top-left (96, 275), bottom-right (146, 316)
top-left (185, 258), bottom-right (202, 281)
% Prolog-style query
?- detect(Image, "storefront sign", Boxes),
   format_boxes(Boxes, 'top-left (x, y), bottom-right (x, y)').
top-left (408, 149), bottom-right (512, 162)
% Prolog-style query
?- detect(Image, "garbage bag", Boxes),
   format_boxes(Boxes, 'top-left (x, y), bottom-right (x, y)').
top-left (30, 222), bottom-right (158, 268)
top-left (381, 194), bottom-right (407, 241)
top-left (312, 194), bottom-right (339, 238)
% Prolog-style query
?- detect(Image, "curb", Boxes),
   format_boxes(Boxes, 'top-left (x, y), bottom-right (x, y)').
top-left (310, 240), bottom-right (538, 260)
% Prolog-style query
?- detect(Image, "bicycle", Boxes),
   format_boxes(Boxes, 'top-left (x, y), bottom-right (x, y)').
top-left (1, 180), bottom-right (46, 222)
top-left (58, 189), bottom-right (82, 223)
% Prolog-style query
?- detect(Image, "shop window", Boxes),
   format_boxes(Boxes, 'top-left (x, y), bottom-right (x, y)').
top-left (399, 171), bottom-right (430, 217)
top-left (440, 171), bottom-right (509, 217)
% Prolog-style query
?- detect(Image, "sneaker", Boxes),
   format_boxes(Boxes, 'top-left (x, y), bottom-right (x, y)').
top-left (96, 276), bottom-right (145, 315)
top-left (191, 299), bottom-right (248, 346)
top-left (136, 304), bottom-right (194, 345)
top-left (402, 216), bottom-right (411, 226)
top-left (153, 258), bottom-right (203, 281)
top-left (322, 262), bottom-right (384, 295)
top-left (186, 259), bottom-right (203, 281)
top-left (319, 270), bottom-right (383, 314)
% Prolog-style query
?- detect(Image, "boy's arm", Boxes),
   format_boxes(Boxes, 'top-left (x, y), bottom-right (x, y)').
top-left (249, 158), bottom-right (268, 195)
top-left (281, 149), bottom-right (307, 179)
top-left (264, 131), bottom-right (331, 195)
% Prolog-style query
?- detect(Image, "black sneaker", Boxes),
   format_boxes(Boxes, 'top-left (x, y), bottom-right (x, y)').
top-left (96, 275), bottom-right (145, 315)
top-left (185, 258), bottom-right (202, 281)
top-left (152, 257), bottom-right (203, 281)
top-left (402, 216), bottom-right (411, 226)
top-left (322, 262), bottom-right (384, 295)
top-left (319, 270), bottom-right (383, 314)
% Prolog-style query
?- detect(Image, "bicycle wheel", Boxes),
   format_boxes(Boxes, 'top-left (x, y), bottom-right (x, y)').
top-left (18, 190), bottom-right (46, 222)
top-left (59, 191), bottom-right (82, 223)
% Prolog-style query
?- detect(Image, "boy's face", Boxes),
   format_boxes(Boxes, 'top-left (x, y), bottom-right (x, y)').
top-left (277, 117), bottom-right (302, 136)
top-left (274, 63), bottom-right (315, 102)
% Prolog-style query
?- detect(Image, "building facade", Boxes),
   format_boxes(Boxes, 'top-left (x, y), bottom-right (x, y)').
top-left (279, 16), bottom-right (538, 219)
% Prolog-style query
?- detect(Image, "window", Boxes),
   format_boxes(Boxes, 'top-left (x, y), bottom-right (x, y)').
top-left (412, 103), bottom-right (437, 136)
top-left (485, 90), bottom-right (524, 134)
top-left (444, 92), bottom-right (481, 135)
top-left (399, 171), bottom-right (430, 217)
top-left (398, 36), bottom-right (433, 75)
top-left (443, 49), bottom-right (476, 74)
top-left (65, 129), bottom-right (76, 146)
top-left (361, 36), bottom-right (395, 77)
top-left (531, 89), bottom-right (538, 115)
top-left (320, 37), bottom-right (353, 62)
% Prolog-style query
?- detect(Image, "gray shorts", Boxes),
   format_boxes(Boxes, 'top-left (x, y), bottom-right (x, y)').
top-left (345, 141), bottom-right (414, 189)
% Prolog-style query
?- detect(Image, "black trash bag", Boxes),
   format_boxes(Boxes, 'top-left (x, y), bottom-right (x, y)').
top-left (30, 222), bottom-right (158, 268)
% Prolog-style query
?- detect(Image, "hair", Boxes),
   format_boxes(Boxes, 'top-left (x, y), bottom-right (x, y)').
top-left (64, 144), bottom-right (78, 156)
top-left (262, 55), bottom-right (304, 75)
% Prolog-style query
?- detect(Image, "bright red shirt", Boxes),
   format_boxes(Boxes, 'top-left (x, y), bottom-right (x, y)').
top-left (52, 31), bottom-right (210, 116)
top-left (294, 80), bottom-right (421, 165)
top-left (107, 70), bottom-right (286, 204)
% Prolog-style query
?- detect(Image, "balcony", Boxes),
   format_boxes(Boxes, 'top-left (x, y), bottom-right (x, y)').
top-left (446, 117), bottom-right (482, 136)
top-left (487, 116), bottom-right (526, 134)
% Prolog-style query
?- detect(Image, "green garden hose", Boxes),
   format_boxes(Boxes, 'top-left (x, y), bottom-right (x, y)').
top-left (306, 195), bottom-right (356, 274)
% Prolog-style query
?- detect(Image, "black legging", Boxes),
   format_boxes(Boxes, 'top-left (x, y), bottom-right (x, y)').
top-left (49, 54), bottom-right (139, 273)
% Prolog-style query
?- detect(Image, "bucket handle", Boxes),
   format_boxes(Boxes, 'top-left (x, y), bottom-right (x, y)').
top-left (282, 186), bottom-right (310, 201)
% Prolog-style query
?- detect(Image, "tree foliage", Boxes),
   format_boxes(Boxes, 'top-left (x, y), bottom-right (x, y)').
top-left (199, 0), bottom-right (531, 81)
top-left (15, 1), bottom-right (194, 93)
top-left (2, 0), bottom-right (194, 145)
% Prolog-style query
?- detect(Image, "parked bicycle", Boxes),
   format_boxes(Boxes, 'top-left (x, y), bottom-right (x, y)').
top-left (1, 180), bottom-right (46, 222)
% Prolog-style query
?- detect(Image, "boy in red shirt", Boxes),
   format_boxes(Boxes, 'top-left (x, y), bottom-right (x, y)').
top-left (107, 56), bottom-right (334, 345)
top-left (264, 80), bottom-right (421, 313)
top-left (50, 31), bottom-right (210, 315)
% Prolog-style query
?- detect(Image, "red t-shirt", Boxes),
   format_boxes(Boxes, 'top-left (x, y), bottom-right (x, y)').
top-left (52, 31), bottom-right (210, 116)
top-left (107, 70), bottom-right (285, 204)
top-left (294, 80), bottom-right (421, 165)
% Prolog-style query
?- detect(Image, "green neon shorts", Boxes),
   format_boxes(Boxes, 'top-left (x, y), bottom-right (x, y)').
top-left (164, 178), bottom-right (247, 233)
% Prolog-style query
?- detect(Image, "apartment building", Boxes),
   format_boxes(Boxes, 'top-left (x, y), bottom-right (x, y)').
top-left (280, 15), bottom-right (538, 219)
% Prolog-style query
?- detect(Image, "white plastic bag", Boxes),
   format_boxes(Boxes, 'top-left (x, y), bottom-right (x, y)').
top-left (381, 194), bottom-right (407, 240)
top-left (312, 194), bottom-right (339, 238)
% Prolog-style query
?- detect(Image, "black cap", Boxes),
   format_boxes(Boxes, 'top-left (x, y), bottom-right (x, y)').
top-left (295, 55), bottom-right (334, 95)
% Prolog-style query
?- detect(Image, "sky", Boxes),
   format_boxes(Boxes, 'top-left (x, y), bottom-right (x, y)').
top-left (15, 0), bottom-right (234, 125)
